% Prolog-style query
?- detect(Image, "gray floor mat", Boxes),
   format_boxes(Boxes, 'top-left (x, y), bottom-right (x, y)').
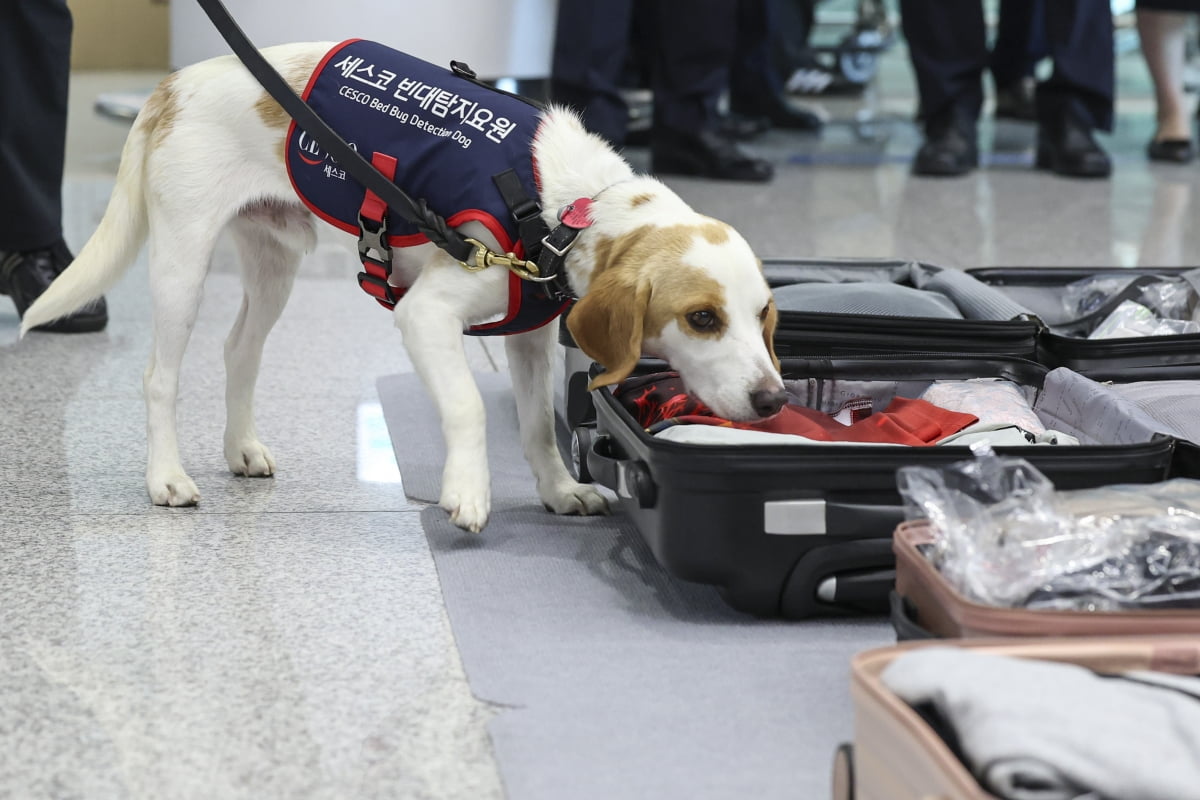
top-left (378, 371), bottom-right (893, 800)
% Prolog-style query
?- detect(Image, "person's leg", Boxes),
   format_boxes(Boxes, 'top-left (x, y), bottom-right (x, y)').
top-left (899, 0), bottom-right (987, 175)
top-left (769, 0), bottom-right (818, 79)
top-left (648, 0), bottom-right (773, 181)
top-left (1038, 0), bottom-right (1114, 131)
top-left (648, 0), bottom-right (738, 136)
top-left (549, 0), bottom-right (635, 147)
top-left (0, 0), bottom-right (106, 331)
top-left (1035, 0), bottom-right (1114, 177)
top-left (1137, 8), bottom-right (1192, 142)
top-left (991, 0), bottom-right (1042, 120)
top-left (992, 0), bottom-right (1040, 88)
top-left (0, 0), bottom-right (72, 252)
top-left (728, 0), bottom-right (823, 131)
top-left (899, 0), bottom-right (988, 124)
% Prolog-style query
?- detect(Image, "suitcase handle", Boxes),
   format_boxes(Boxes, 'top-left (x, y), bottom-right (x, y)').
top-left (889, 591), bottom-right (937, 641)
top-left (586, 435), bottom-right (657, 508)
top-left (765, 499), bottom-right (904, 537)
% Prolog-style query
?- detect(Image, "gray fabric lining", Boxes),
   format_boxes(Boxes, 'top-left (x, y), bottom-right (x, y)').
top-left (766, 262), bottom-right (1037, 322)
top-left (909, 265), bottom-right (1035, 322)
top-left (1107, 381), bottom-right (1200, 443)
top-left (772, 282), bottom-right (963, 318)
top-left (1034, 369), bottom-right (1171, 445)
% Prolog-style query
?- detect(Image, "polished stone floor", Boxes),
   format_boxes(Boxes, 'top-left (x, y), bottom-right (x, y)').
top-left (2, 34), bottom-right (1199, 799)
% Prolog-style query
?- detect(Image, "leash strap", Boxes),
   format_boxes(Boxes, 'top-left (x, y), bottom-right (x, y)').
top-left (196, 0), bottom-right (477, 265)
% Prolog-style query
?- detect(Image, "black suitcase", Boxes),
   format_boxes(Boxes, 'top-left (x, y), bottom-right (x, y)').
top-left (765, 259), bottom-right (1200, 378)
top-left (557, 260), bottom-right (1200, 478)
top-left (585, 355), bottom-right (1177, 619)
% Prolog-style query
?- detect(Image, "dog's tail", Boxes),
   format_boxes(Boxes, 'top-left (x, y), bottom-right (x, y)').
top-left (19, 90), bottom-right (156, 337)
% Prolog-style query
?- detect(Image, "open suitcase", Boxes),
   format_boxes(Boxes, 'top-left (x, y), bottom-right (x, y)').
top-left (558, 259), bottom-right (1200, 476)
top-left (586, 354), bottom-right (1177, 618)
top-left (890, 520), bottom-right (1200, 640)
top-left (834, 635), bottom-right (1200, 800)
top-left (766, 258), bottom-right (1200, 373)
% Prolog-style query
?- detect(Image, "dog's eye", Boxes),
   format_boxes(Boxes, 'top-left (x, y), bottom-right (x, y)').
top-left (687, 310), bottom-right (717, 331)
top-left (759, 304), bottom-right (771, 321)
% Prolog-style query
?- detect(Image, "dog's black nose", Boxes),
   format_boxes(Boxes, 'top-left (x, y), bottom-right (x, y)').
top-left (751, 388), bottom-right (787, 418)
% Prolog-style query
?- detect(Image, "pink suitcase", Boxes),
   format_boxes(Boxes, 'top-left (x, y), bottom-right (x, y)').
top-left (833, 635), bottom-right (1200, 800)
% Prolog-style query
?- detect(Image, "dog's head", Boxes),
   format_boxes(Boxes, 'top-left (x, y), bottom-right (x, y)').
top-left (567, 217), bottom-right (785, 422)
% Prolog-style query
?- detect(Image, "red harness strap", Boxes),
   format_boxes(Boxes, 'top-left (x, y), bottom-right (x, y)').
top-left (356, 152), bottom-right (402, 310)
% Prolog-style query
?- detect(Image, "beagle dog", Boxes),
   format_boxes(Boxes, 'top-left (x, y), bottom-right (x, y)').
top-left (21, 42), bottom-right (785, 533)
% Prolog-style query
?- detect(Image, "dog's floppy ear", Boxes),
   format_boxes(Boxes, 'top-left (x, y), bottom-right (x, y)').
top-left (568, 269), bottom-right (651, 391)
top-left (763, 299), bottom-right (780, 372)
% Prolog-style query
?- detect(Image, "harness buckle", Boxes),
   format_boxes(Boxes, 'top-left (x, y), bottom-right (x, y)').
top-left (540, 232), bottom-right (576, 258)
top-left (357, 212), bottom-right (392, 268)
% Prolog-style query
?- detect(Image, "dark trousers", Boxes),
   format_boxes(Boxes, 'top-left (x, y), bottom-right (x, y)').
top-left (0, 0), bottom-right (72, 252)
top-left (991, 0), bottom-right (1046, 90)
top-left (899, 0), bottom-right (1114, 131)
top-left (730, 0), bottom-right (789, 113)
top-left (550, 0), bottom-right (738, 146)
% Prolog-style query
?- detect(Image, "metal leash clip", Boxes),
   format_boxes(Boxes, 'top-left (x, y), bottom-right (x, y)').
top-left (462, 238), bottom-right (557, 282)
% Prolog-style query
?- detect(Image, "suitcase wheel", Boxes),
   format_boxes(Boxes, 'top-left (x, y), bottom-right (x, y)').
top-left (832, 742), bottom-right (855, 800)
top-left (570, 426), bottom-right (595, 483)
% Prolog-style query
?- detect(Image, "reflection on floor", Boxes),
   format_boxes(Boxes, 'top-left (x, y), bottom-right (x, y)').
top-left (2, 39), bottom-right (1198, 798)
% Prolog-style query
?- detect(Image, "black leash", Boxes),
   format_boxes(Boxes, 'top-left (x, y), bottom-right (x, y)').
top-left (196, 0), bottom-right (477, 266)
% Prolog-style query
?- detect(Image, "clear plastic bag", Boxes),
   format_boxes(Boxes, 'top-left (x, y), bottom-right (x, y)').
top-left (1090, 300), bottom-right (1200, 340)
top-left (897, 448), bottom-right (1200, 610)
top-left (1142, 277), bottom-right (1198, 321)
top-left (1062, 272), bottom-right (1200, 339)
top-left (1062, 275), bottom-right (1138, 319)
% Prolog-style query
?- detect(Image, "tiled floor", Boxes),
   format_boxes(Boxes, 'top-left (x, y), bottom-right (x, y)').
top-left (2, 30), bottom-right (1199, 799)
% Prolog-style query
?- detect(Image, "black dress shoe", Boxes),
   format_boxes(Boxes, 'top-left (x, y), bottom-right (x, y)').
top-left (1035, 116), bottom-right (1111, 178)
top-left (1147, 138), bottom-right (1195, 164)
top-left (0, 240), bottom-right (108, 333)
top-left (912, 110), bottom-right (978, 177)
top-left (650, 128), bottom-right (775, 182)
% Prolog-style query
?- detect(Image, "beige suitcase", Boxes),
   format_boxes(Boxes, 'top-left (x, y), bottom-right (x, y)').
top-left (833, 636), bottom-right (1200, 800)
top-left (890, 520), bottom-right (1200, 640)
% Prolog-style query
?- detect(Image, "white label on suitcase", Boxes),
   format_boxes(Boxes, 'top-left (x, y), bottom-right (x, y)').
top-left (763, 500), bottom-right (827, 535)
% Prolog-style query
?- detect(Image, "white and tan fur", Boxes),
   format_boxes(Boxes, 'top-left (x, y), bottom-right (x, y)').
top-left (21, 43), bottom-right (784, 533)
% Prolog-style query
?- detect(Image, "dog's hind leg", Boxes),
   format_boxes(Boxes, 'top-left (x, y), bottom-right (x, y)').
top-left (222, 209), bottom-right (311, 477)
top-left (143, 210), bottom-right (222, 507)
top-left (504, 323), bottom-right (609, 517)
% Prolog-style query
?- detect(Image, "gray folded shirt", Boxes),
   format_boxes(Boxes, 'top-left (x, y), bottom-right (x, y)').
top-left (880, 647), bottom-right (1200, 800)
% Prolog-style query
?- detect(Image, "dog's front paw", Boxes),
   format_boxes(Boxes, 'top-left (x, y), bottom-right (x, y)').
top-left (440, 481), bottom-right (491, 533)
top-left (541, 481), bottom-right (610, 517)
top-left (147, 471), bottom-right (201, 507)
top-left (226, 439), bottom-right (276, 477)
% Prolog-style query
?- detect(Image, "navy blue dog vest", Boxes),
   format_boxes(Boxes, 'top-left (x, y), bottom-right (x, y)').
top-left (286, 39), bottom-right (569, 335)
